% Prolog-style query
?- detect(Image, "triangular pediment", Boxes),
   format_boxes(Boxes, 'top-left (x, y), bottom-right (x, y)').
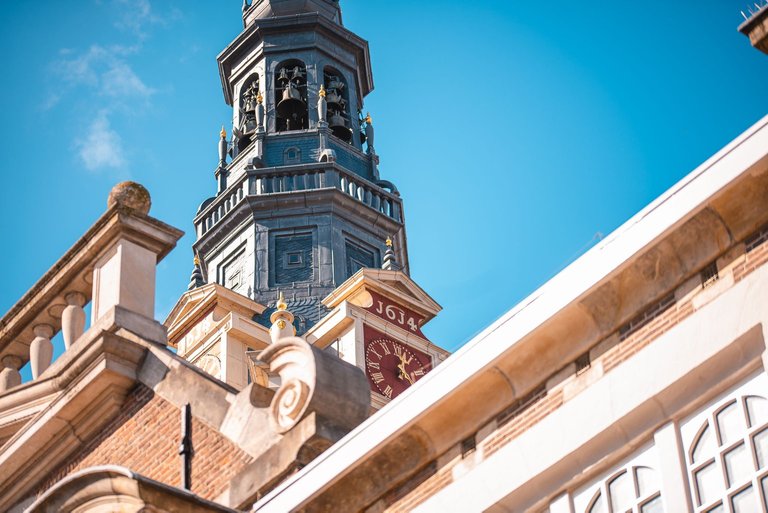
top-left (164, 284), bottom-right (267, 347)
top-left (322, 268), bottom-right (441, 320)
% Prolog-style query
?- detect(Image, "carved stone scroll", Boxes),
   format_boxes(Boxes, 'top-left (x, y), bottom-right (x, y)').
top-left (259, 337), bottom-right (369, 434)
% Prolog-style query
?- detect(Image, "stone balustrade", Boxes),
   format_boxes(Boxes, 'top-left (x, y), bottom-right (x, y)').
top-left (195, 163), bottom-right (402, 237)
top-left (0, 182), bottom-right (183, 394)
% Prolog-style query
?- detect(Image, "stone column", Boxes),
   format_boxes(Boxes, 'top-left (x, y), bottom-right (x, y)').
top-left (654, 422), bottom-right (694, 512)
top-left (91, 239), bottom-right (157, 323)
top-left (30, 324), bottom-right (54, 379)
top-left (0, 355), bottom-right (23, 392)
top-left (61, 292), bottom-right (86, 350)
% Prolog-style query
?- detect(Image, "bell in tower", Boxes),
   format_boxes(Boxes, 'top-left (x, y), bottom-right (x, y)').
top-left (275, 62), bottom-right (308, 132)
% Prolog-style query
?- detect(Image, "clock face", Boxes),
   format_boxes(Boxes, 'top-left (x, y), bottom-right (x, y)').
top-left (364, 337), bottom-right (430, 400)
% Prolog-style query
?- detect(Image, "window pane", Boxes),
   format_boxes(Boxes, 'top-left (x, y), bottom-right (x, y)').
top-left (588, 491), bottom-right (606, 513)
top-left (762, 476), bottom-right (768, 509)
top-left (724, 442), bottom-right (753, 488)
top-left (695, 461), bottom-right (724, 506)
top-left (754, 428), bottom-right (768, 470)
top-left (731, 485), bottom-right (756, 513)
top-left (640, 495), bottom-right (663, 513)
top-left (636, 467), bottom-right (659, 498)
top-left (693, 424), bottom-right (716, 463)
top-left (609, 471), bottom-right (634, 512)
top-left (746, 396), bottom-right (768, 427)
top-left (718, 401), bottom-right (746, 446)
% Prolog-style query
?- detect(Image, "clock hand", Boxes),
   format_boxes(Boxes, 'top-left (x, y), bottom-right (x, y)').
top-left (397, 361), bottom-right (415, 385)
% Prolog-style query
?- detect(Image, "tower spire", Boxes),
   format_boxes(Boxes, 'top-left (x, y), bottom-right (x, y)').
top-left (382, 236), bottom-right (400, 271)
top-left (188, 254), bottom-right (205, 290)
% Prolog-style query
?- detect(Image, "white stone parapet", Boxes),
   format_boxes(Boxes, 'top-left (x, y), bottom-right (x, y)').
top-left (0, 182), bottom-right (183, 394)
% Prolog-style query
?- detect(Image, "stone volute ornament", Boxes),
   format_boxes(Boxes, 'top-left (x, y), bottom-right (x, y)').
top-left (258, 336), bottom-right (370, 434)
top-left (107, 181), bottom-right (151, 215)
top-left (269, 292), bottom-right (296, 344)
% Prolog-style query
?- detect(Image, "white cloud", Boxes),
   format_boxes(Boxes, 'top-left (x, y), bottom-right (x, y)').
top-left (76, 111), bottom-right (126, 171)
top-left (114, 0), bottom-right (162, 39)
top-left (52, 45), bottom-right (153, 101)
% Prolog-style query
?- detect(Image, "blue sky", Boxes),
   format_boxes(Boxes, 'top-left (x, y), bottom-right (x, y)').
top-left (1, 1), bottom-right (767, 363)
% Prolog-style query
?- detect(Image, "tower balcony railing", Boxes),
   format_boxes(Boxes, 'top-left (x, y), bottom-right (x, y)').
top-left (195, 163), bottom-right (402, 238)
top-left (0, 184), bottom-right (182, 396)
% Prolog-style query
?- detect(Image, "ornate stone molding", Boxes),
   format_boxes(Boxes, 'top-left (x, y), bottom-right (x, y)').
top-left (258, 336), bottom-right (369, 434)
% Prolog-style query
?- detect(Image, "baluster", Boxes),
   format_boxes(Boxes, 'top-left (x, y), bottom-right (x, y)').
top-left (340, 175), bottom-right (348, 194)
top-left (30, 324), bottom-right (54, 379)
top-left (62, 292), bottom-right (86, 350)
top-left (372, 193), bottom-right (381, 211)
top-left (0, 356), bottom-right (22, 393)
top-left (349, 182), bottom-right (357, 197)
top-left (383, 199), bottom-right (391, 217)
top-left (391, 201), bottom-right (401, 221)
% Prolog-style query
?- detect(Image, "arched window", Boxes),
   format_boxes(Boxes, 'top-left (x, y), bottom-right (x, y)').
top-left (237, 73), bottom-right (260, 151)
top-left (684, 381), bottom-right (768, 513)
top-left (324, 67), bottom-right (352, 143)
top-left (583, 467), bottom-right (662, 513)
top-left (284, 146), bottom-right (301, 165)
top-left (574, 445), bottom-right (662, 513)
top-left (275, 60), bottom-right (308, 132)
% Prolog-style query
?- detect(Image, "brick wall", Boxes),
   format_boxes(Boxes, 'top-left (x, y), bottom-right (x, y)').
top-left (34, 384), bottom-right (253, 502)
top-left (379, 228), bottom-right (768, 510)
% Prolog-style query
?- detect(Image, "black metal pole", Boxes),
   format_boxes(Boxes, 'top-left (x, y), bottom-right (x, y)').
top-left (179, 403), bottom-right (193, 490)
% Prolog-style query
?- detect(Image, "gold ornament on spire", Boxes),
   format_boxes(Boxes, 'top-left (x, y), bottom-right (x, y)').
top-left (193, 254), bottom-right (200, 266)
top-left (220, 126), bottom-right (227, 139)
top-left (256, 91), bottom-right (263, 104)
top-left (319, 84), bottom-right (326, 98)
top-left (385, 236), bottom-right (393, 248)
top-left (365, 112), bottom-right (372, 124)
top-left (276, 291), bottom-right (288, 312)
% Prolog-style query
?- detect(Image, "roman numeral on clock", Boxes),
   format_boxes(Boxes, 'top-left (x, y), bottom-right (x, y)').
top-left (383, 385), bottom-right (393, 398)
top-left (371, 372), bottom-right (384, 384)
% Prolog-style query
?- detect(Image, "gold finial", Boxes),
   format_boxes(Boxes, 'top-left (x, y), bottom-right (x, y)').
top-left (220, 126), bottom-right (227, 139)
top-left (365, 112), bottom-right (372, 124)
top-left (319, 84), bottom-right (326, 98)
top-left (256, 91), bottom-right (263, 104)
top-left (385, 236), bottom-right (392, 248)
top-left (193, 254), bottom-right (200, 266)
top-left (276, 291), bottom-right (287, 312)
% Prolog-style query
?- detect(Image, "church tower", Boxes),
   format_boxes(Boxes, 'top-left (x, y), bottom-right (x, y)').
top-left (191, 0), bottom-right (407, 333)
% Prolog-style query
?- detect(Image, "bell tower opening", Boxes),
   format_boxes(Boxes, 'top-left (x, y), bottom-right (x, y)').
top-left (275, 60), bottom-right (308, 132)
top-left (324, 67), bottom-right (352, 143)
top-left (237, 73), bottom-right (260, 152)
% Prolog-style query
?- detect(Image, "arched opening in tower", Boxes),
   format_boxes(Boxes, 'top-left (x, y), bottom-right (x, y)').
top-left (275, 60), bottom-right (309, 132)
